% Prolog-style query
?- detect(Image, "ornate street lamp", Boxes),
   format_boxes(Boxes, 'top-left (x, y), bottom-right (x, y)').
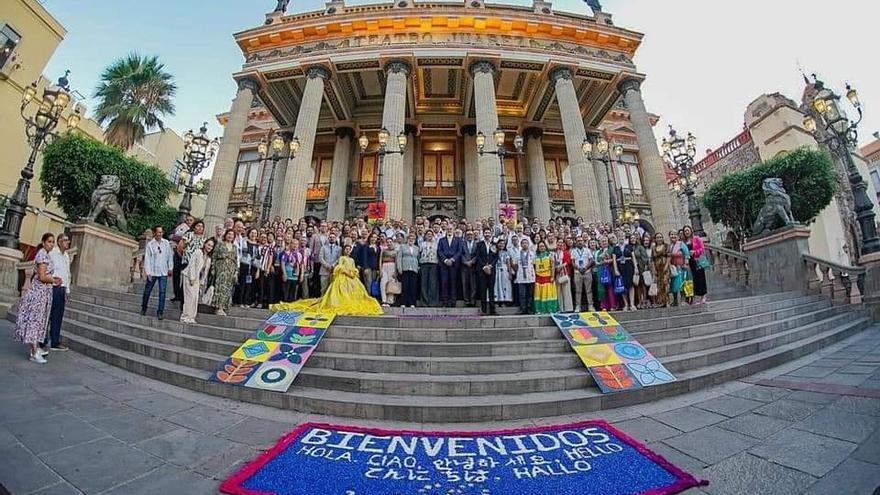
top-left (476, 128), bottom-right (524, 204)
top-left (178, 122), bottom-right (220, 223)
top-left (582, 135), bottom-right (624, 226)
top-left (258, 130), bottom-right (298, 225)
top-left (661, 125), bottom-right (705, 237)
top-left (358, 127), bottom-right (406, 202)
top-left (0, 71), bottom-right (82, 249)
top-left (802, 75), bottom-right (880, 255)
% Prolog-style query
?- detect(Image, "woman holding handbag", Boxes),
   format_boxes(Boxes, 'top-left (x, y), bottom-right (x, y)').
top-left (554, 241), bottom-right (573, 312)
top-left (396, 233), bottom-right (421, 308)
top-left (683, 225), bottom-right (709, 304)
top-left (181, 238), bottom-right (214, 324)
top-left (594, 236), bottom-right (619, 311)
top-left (495, 238), bottom-right (514, 306)
top-left (621, 234), bottom-right (639, 311)
top-left (669, 231), bottom-right (691, 307)
top-left (634, 234), bottom-right (653, 308)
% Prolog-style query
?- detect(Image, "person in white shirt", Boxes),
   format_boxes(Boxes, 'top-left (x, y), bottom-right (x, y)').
top-left (570, 237), bottom-right (596, 311)
top-left (141, 225), bottom-right (174, 319)
top-left (41, 233), bottom-right (72, 351)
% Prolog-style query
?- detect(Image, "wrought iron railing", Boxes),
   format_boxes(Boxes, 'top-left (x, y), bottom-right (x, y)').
top-left (229, 186), bottom-right (257, 205)
top-left (306, 182), bottom-right (330, 200)
top-left (415, 181), bottom-right (464, 197)
top-left (507, 181), bottom-right (529, 198)
top-left (547, 183), bottom-right (573, 200)
top-left (620, 187), bottom-right (648, 205)
top-left (348, 181), bottom-right (377, 198)
top-left (692, 129), bottom-right (752, 174)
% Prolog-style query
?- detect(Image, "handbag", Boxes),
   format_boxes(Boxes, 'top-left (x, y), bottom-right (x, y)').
top-left (556, 274), bottom-right (570, 285)
top-left (387, 279), bottom-right (402, 295)
top-left (670, 265), bottom-right (679, 278)
top-left (599, 266), bottom-right (611, 285)
top-left (613, 275), bottom-right (626, 295)
top-left (369, 280), bottom-right (381, 297)
top-left (683, 279), bottom-right (695, 298)
top-left (648, 282), bottom-right (659, 297)
top-left (633, 273), bottom-right (640, 286)
top-left (642, 270), bottom-right (654, 288)
top-left (696, 254), bottom-right (711, 270)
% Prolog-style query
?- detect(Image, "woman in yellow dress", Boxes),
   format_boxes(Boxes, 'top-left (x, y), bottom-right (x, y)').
top-left (271, 244), bottom-right (383, 316)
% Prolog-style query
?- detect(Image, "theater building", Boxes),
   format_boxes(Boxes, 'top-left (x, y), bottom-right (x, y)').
top-left (204, 0), bottom-right (677, 234)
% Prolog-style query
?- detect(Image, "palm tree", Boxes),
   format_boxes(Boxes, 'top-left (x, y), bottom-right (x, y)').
top-left (93, 53), bottom-right (176, 150)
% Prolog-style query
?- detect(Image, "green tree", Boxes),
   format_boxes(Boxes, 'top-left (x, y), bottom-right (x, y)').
top-left (703, 147), bottom-right (836, 241)
top-left (127, 206), bottom-right (179, 240)
top-left (40, 132), bottom-right (174, 238)
top-left (93, 53), bottom-right (176, 149)
top-left (194, 177), bottom-right (210, 195)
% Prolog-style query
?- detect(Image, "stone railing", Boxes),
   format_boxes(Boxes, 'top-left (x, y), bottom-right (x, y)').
top-left (15, 247), bottom-right (79, 294)
top-left (705, 244), bottom-right (749, 286)
top-left (802, 253), bottom-right (865, 305)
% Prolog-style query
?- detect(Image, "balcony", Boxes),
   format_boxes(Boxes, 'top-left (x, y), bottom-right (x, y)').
top-left (415, 181), bottom-right (463, 197)
top-left (548, 183), bottom-right (573, 200)
top-left (620, 187), bottom-right (649, 205)
top-left (348, 180), bottom-right (377, 198)
top-left (507, 181), bottom-right (529, 198)
top-left (229, 187), bottom-right (256, 205)
top-left (306, 182), bottom-right (330, 200)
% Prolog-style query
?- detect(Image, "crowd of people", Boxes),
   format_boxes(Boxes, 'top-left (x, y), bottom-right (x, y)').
top-left (140, 213), bottom-right (709, 322)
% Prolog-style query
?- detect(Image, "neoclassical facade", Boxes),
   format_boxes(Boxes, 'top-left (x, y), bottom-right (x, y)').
top-left (205, 0), bottom-right (676, 234)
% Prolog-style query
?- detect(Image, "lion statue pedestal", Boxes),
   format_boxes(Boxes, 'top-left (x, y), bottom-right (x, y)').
top-left (69, 222), bottom-right (138, 292)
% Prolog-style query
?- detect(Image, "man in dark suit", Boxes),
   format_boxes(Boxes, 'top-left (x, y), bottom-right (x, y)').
top-left (437, 227), bottom-right (464, 307)
top-left (460, 230), bottom-right (478, 306)
top-left (475, 228), bottom-right (498, 315)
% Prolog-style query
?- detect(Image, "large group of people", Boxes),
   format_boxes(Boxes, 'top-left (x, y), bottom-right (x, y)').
top-left (143, 213), bottom-right (709, 322)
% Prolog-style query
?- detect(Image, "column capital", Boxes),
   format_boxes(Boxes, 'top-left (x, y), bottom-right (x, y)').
top-left (306, 65), bottom-right (332, 80)
top-left (460, 124), bottom-right (477, 136)
top-left (523, 127), bottom-right (543, 140)
top-left (549, 66), bottom-right (573, 83)
top-left (617, 77), bottom-right (642, 94)
top-left (404, 123), bottom-right (418, 136)
top-left (468, 60), bottom-right (497, 77)
top-left (384, 59), bottom-right (412, 77)
top-left (237, 77), bottom-right (260, 92)
top-left (334, 126), bottom-right (356, 139)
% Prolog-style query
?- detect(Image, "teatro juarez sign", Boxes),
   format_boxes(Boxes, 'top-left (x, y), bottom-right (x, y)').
top-left (246, 32), bottom-right (635, 67)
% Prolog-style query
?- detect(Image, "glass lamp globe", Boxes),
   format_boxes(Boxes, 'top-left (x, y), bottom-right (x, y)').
top-left (581, 138), bottom-right (592, 156)
top-left (493, 129), bottom-right (505, 147)
top-left (358, 133), bottom-right (369, 151)
top-left (272, 134), bottom-right (285, 152)
top-left (475, 131), bottom-right (486, 151)
top-left (289, 137), bottom-right (301, 156)
top-left (377, 128), bottom-right (390, 147)
top-left (397, 132), bottom-right (407, 151)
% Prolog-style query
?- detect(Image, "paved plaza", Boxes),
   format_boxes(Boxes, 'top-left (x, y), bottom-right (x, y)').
top-left (0, 319), bottom-right (879, 495)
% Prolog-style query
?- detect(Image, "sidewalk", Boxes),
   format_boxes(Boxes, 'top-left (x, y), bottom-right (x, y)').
top-left (0, 319), bottom-right (878, 495)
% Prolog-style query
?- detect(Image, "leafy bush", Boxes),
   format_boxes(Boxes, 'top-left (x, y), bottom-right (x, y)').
top-left (703, 147), bottom-right (836, 240)
top-left (40, 132), bottom-right (174, 238)
top-left (127, 206), bottom-right (179, 240)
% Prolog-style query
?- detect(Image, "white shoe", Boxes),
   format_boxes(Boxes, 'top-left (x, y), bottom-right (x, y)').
top-left (29, 353), bottom-right (47, 364)
top-left (216, 309), bottom-right (227, 316)
top-left (37, 348), bottom-right (50, 357)
top-left (574, 307), bottom-right (581, 313)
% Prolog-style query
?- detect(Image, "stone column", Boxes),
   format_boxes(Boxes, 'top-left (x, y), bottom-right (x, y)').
top-left (401, 125), bottom-right (416, 222)
top-left (470, 60), bottom-right (501, 219)
top-left (270, 153), bottom-right (290, 219)
top-left (204, 78), bottom-right (258, 229)
top-left (619, 78), bottom-right (677, 235)
top-left (380, 60), bottom-right (410, 220)
top-left (551, 66), bottom-right (600, 221)
top-left (524, 128), bottom-right (552, 223)
top-left (462, 125), bottom-right (479, 221)
top-left (277, 66), bottom-right (330, 221)
top-left (326, 127), bottom-right (354, 221)
top-left (587, 133), bottom-right (612, 223)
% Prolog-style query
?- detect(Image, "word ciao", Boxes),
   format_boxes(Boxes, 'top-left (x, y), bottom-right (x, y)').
top-left (299, 427), bottom-right (614, 458)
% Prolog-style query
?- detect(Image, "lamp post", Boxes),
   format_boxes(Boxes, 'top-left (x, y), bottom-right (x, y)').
top-left (258, 130), bottom-right (299, 225)
top-left (802, 75), bottom-right (880, 256)
top-left (476, 128), bottom-right (524, 204)
top-left (178, 122), bottom-right (220, 223)
top-left (0, 70), bottom-right (82, 249)
top-left (660, 125), bottom-right (704, 237)
top-left (358, 127), bottom-right (407, 202)
top-left (582, 136), bottom-right (623, 225)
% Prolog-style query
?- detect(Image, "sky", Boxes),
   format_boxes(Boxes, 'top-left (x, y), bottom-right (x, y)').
top-left (41, 0), bottom-right (880, 161)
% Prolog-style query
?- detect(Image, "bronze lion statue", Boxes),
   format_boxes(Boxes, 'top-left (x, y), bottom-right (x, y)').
top-left (86, 175), bottom-right (127, 231)
top-left (751, 177), bottom-right (795, 236)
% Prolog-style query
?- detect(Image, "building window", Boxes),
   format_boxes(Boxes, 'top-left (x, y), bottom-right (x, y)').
top-left (423, 152), bottom-right (456, 187)
top-left (544, 156), bottom-right (571, 189)
top-left (311, 154), bottom-right (333, 185)
top-left (358, 155), bottom-right (377, 184)
top-left (617, 152), bottom-right (643, 191)
top-left (169, 160), bottom-right (184, 186)
top-left (871, 170), bottom-right (880, 196)
top-left (233, 150), bottom-right (262, 191)
top-left (0, 24), bottom-right (21, 70)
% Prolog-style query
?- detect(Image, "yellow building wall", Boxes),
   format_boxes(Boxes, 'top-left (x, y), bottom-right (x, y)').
top-left (0, 0), bottom-right (104, 248)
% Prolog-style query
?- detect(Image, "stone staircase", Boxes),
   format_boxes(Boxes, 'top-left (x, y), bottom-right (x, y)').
top-left (6, 273), bottom-right (871, 423)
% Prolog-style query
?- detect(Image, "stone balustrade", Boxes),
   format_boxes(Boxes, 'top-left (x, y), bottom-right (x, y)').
top-left (706, 244), bottom-right (750, 287)
top-left (802, 253), bottom-right (865, 305)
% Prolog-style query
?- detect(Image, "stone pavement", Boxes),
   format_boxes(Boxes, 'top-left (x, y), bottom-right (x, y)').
top-left (0, 319), bottom-right (878, 495)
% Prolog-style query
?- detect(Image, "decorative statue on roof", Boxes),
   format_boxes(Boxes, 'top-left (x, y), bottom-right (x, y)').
top-left (584, 0), bottom-right (602, 13)
top-left (751, 178), bottom-right (796, 236)
top-left (274, 0), bottom-right (290, 13)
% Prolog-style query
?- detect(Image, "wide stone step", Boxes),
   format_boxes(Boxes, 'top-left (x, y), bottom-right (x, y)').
top-left (63, 296), bottom-right (835, 364)
top-left (42, 315), bottom-right (871, 421)
top-left (55, 308), bottom-right (857, 390)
